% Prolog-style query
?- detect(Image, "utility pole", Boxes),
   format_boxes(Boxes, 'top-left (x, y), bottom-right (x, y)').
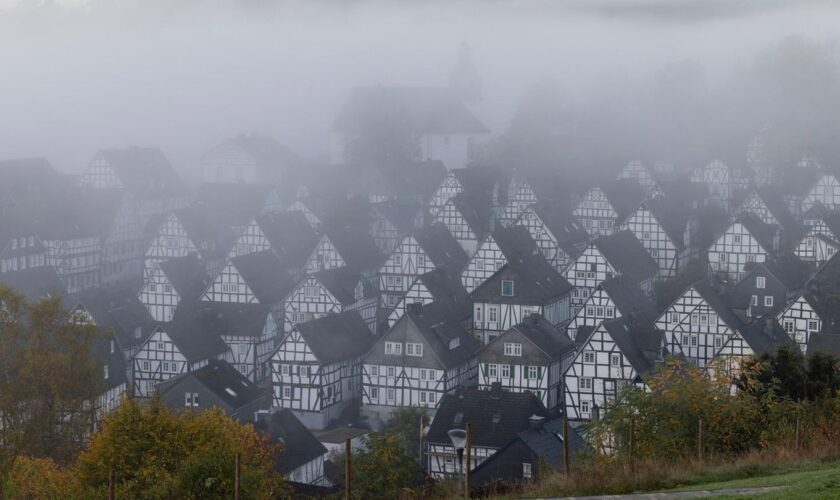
top-left (465, 422), bottom-right (472, 499)
top-left (563, 416), bottom-right (570, 476)
top-left (795, 413), bottom-right (801, 452)
top-left (345, 438), bottom-right (352, 500)
top-left (629, 415), bottom-right (635, 477)
top-left (697, 418), bottom-right (704, 461)
top-left (234, 452), bottom-right (241, 500)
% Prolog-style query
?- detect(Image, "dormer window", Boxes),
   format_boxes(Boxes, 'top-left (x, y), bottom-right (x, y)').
top-left (449, 337), bottom-right (460, 350)
top-left (756, 276), bottom-right (766, 289)
top-left (385, 342), bottom-right (402, 355)
top-left (501, 280), bottom-right (514, 297)
top-left (504, 343), bottom-right (522, 356)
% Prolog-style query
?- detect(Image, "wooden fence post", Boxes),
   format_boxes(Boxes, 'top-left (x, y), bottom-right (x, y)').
top-left (108, 468), bottom-right (114, 500)
top-left (629, 415), bottom-right (635, 477)
top-left (697, 418), bottom-right (704, 462)
top-left (563, 416), bottom-right (570, 476)
top-left (345, 438), bottom-right (352, 500)
top-left (234, 452), bottom-right (241, 500)
top-left (795, 413), bottom-right (801, 452)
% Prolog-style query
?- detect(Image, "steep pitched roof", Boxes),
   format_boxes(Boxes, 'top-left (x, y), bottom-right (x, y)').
top-left (399, 301), bottom-right (482, 368)
top-left (692, 279), bottom-right (745, 330)
top-left (326, 228), bottom-right (385, 273)
top-left (492, 225), bottom-right (541, 261)
top-left (230, 251), bottom-right (295, 305)
top-left (601, 318), bottom-right (662, 379)
top-left (158, 255), bottom-right (209, 303)
top-left (735, 318), bottom-right (794, 355)
top-left (312, 268), bottom-right (363, 305)
top-left (167, 302), bottom-right (249, 361)
top-left (599, 276), bottom-right (659, 323)
top-left (417, 268), bottom-right (469, 303)
top-left (293, 311), bottom-right (375, 365)
top-left (95, 147), bottom-right (186, 198)
top-left (158, 358), bottom-right (267, 411)
top-left (413, 223), bottom-right (469, 274)
top-left (427, 386), bottom-right (549, 449)
top-left (75, 288), bottom-right (158, 350)
top-left (449, 191), bottom-right (494, 240)
top-left (255, 410), bottom-right (328, 475)
top-left (471, 252), bottom-right (573, 305)
top-left (807, 333), bottom-right (840, 356)
top-left (332, 86), bottom-right (488, 134)
top-left (509, 314), bottom-right (576, 359)
top-left (255, 211), bottom-right (318, 268)
top-left (516, 417), bottom-right (589, 468)
top-left (602, 179), bottom-right (645, 220)
top-left (193, 183), bottom-right (274, 227)
top-left (0, 267), bottom-right (68, 305)
top-left (528, 201), bottom-right (589, 253)
top-left (174, 207), bottom-right (236, 260)
top-left (593, 230), bottom-right (658, 284)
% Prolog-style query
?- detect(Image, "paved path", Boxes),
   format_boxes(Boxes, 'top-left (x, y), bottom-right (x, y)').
top-left (542, 485), bottom-right (783, 499)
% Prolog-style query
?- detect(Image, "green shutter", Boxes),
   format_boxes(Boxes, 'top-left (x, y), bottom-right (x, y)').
top-left (523, 365), bottom-right (529, 380)
top-left (537, 366), bottom-right (543, 380)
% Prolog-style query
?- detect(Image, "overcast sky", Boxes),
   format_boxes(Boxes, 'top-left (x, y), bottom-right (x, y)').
top-left (1, 0), bottom-right (839, 176)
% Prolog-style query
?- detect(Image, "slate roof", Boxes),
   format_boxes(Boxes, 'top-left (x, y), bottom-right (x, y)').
top-left (395, 301), bottom-right (481, 368)
top-left (95, 147), bottom-right (186, 198)
top-left (417, 268), bottom-right (470, 305)
top-left (158, 255), bottom-right (209, 303)
top-left (449, 191), bottom-right (494, 240)
top-left (75, 288), bottom-right (158, 350)
top-left (593, 230), bottom-right (658, 284)
top-left (332, 86), bottom-right (488, 134)
top-left (509, 314), bottom-right (576, 359)
top-left (602, 179), bottom-right (646, 220)
top-left (325, 228), bottom-right (385, 273)
top-left (492, 225), bottom-right (541, 261)
top-left (293, 311), bottom-right (375, 365)
top-left (255, 211), bottom-right (318, 268)
top-left (471, 252), bottom-right (573, 305)
top-left (167, 301), bottom-right (255, 361)
top-left (312, 268), bottom-right (364, 305)
top-left (426, 386), bottom-right (549, 449)
top-left (641, 197), bottom-right (689, 250)
top-left (692, 279), bottom-right (745, 330)
top-left (516, 417), bottom-right (589, 468)
top-left (372, 200), bottom-right (420, 236)
top-left (230, 251), bottom-right (295, 305)
top-left (255, 409), bottom-right (328, 475)
top-left (158, 358), bottom-right (268, 411)
top-left (527, 201), bottom-right (589, 255)
top-left (600, 318), bottom-right (662, 379)
top-left (599, 276), bottom-right (659, 323)
top-left (807, 333), bottom-right (840, 357)
top-left (737, 214), bottom-right (778, 254)
top-left (805, 254), bottom-right (840, 330)
top-left (735, 318), bottom-right (794, 355)
top-left (413, 223), bottom-right (469, 274)
top-left (174, 207), bottom-right (237, 260)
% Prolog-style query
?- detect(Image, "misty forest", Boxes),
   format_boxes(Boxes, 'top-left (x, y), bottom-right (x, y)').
top-left (4, 1), bottom-right (840, 498)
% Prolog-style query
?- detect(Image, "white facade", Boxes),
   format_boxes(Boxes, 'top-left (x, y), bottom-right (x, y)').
top-left (707, 221), bottom-right (770, 281)
top-left (778, 295), bottom-right (821, 353)
top-left (655, 286), bottom-right (732, 369)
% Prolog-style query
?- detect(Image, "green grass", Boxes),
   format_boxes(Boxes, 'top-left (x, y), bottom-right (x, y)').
top-left (664, 461), bottom-right (840, 499)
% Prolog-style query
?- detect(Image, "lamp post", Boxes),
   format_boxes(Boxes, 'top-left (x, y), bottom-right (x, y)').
top-left (448, 426), bottom-right (471, 498)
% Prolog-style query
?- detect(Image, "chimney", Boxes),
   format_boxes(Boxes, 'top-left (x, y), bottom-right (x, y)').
top-left (528, 414), bottom-right (545, 430)
top-left (490, 381), bottom-right (503, 400)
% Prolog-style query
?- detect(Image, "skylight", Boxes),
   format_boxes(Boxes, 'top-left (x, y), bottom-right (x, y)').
top-left (225, 388), bottom-right (238, 397)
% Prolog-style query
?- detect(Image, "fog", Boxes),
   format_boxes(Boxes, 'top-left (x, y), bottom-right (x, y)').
top-left (2, 0), bottom-right (840, 177)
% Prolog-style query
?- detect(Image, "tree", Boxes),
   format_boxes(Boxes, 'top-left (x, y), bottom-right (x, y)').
top-left (385, 407), bottom-right (427, 460)
top-left (337, 431), bottom-right (426, 499)
top-left (0, 284), bottom-right (104, 472)
top-left (76, 399), bottom-right (286, 499)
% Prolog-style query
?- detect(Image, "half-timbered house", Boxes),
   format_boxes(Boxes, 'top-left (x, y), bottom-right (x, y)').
top-left (778, 294), bottom-right (826, 353)
top-left (370, 200), bottom-right (421, 256)
top-left (424, 384), bottom-right (548, 479)
top-left (572, 181), bottom-right (643, 238)
top-left (139, 254), bottom-right (208, 322)
top-left (563, 318), bottom-right (661, 420)
top-left (616, 160), bottom-right (662, 198)
top-left (271, 311), bottom-right (375, 430)
top-left (514, 202), bottom-right (589, 273)
top-left (619, 197), bottom-right (689, 279)
top-left (226, 211), bottom-right (317, 277)
top-left (361, 301), bottom-right (480, 428)
top-left (780, 161), bottom-right (840, 215)
top-left (563, 230), bottom-right (658, 315)
top-left (74, 288), bottom-right (159, 361)
top-left (434, 192), bottom-right (494, 257)
top-left (711, 318), bottom-right (793, 379)
top-left (158, 358), bottom-right (269, 421)
top-left (477, 314), bottom-right (576, 411)
top-left (688, 160), bottom-right (731, 211)
top-left (301, 229), bottom-right (384, 278)
top-left (201, 250), bottom-right (294, 306)
top-left (378, 223), bottom-right (467, 313)
top-left (707, 215), bottom-right (779, 281)
top-left (472, 252), bottom-right (574, 344)
top-left (281, 268), bottom-right (378, 334)
top-left (565, 275), bottom-right (658, 341)
top-left (460, 225), bottom-right (540, 295)
top-left (655, 280), bottom-right (745, 369)
top-left (201, 134), bottom-right (299, 185)
top-left (727, 257), bottom-right (810, 319)
top-left (388, 268), bottom-right (470, 328)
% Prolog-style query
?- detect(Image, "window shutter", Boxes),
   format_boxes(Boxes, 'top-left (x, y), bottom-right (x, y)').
top-left (537, 366), bottom-right (543, 380)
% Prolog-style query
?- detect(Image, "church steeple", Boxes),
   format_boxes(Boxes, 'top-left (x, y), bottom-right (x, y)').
top-left (448, 42), bottom-right (482, 102)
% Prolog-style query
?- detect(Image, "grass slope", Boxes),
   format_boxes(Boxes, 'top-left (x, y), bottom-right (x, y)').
top-left (666, 462), bottom-right (840, 499)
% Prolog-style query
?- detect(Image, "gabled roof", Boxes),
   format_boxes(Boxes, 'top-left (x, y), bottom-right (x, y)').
top-left (640, 197), bottom-right (689, 250)
top-left (426, 386), bottom-right (549, 449)
top-left (515, 417), bottom-right (589, 468)
top-left (293, 311), bottom-right (375, 365)
top-left (807, 333), bottom-right (840, 356)
top-left (735, 318), bottom-right (793, 355)
top-left (158, 255), bottom-right (209, 304)
top-left (527, 201), bottom-right (589, 252)
top-left (229, 251), bottom-right (295, 305)
top-left (805, 254), bottom-right (840, 329)
top-left (413, 223), bottom-right (468, 274)
top-left (492, 225), bottom-right (541, 262)
top-left (593, 230), bottom-right (658, 284)
top-left (93, 147), bottom-right (186, 198)
top-left (158, 358), bottom-right (267, 411)
top-left (418, 268), bottom-right (469, 302)
top-left (311, 268), bottom-right (363, 305)
top-left (749, 254), bottom-right (811, 292)
top-left (75, 288), bottom-right (158, 350)
top-left (372, 200), bottom-right (420, 236)
top-left (255, 410), bottom-right (328, 475)
top-left (449, 191), bottom-right (494, 240)
top-left (325, 228), bottom-right (385, 273)
top-left (599, 276), bottom-right (658, 323)
top-left (399, 301), bottom-right (482, 368)
top-left (602, 179), bottom-right (645, 220)
top-left (174, 207), bottom-right (237, 260)
top-left (508, 314), bottom-right (576, 359)
top-left (472, 252), bottom-right (573, 305)
top-left (691, 280), bottom-right (745, 330)
top-left (255, 211), bottom-right (318, 268)
top-left (225, 134), bottom-right (299, 178)
top-left (167, 302), bottom-right (249, 361)
top-left (332, 86), bottom-right (488, 135)
top-left (736, 214), bottom-right (778, 255)
top-left (600, 318), bottom-right (662, 379)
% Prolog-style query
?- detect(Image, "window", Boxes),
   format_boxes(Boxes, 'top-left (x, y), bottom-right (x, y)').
top-left (449, 337), bottom-right (460, 350)
top-left (580, 377), bottom-right (593, 390)
top-left (420, 369), bottom-right (427, 380)
top-left (606, 307), bottom-right (615, 318)
top-left (489, 307), bottom-right (498, 323)
top-left (304, 286), bottom-right (317, 298)
top-left (143, 361), bottom-right (150, 370)
top-left (586, 306), bottom-right (595, 316)
top-left (523, 463), bottom-right (533, 479)
top-left (395, 255), bottom-right (402, 266)
top-left (282, 387), bottom-right (291, 399)
top-left (700, 314), bottom-right (708, 326)
top-left (387, 366), bottom-right (396, 377)
top-left (504, 343), bottom-right (522, 356)
top-left (501, 364), bottom-right (511, 378)
top-left (784, 320), bottom-right (794, 334)
top-left (690, 335), bottom-right (698, 347)
top-left (475, 306), bottom-right (482, 322)
top-left (611, 354), bottom-right (620, 367)
top-left (528, 366), bottom-right (538, 379)
top-left (581, 400), bottom-right (591, 414)
top-left (808, 320), bottom-right (818, 331)
top-left (370, 387), bottom-right (379, 400)
top-left (371, 365), bottom-right (379, 377)
top-left (281, 364), bottom-right (290, 376)
top-left (385, 342), bottom-right (402, 355)
top-left (756, 276), bottom-right (766, 289)
top-left (428, 392), bottom-right (436, 404)
top-left (387, 276), bottom-right (395, 286)
top-left (418, 254), bottom-right (425, 267)
top-left (583, 351), bottom-right (595, 364)
top-left (501, 280), bottom-right (514, 296)
top-left (420, 392), bottom-right (426, 403)
top-left (596, 306), bottom-right (604, 316)
top-left (406, 343), bottom-right (423, 357)
top-left (670, 312), bottom-right (679, 324)
top-left (734, 235), bottom-right (742, 244)
top-left (495, 260), bottom-right (504, 271)
top-left (387, 388), bottom-right (396, 401)
top-left (185, 392), bottom-right (200, 407)
top-left (488, 364), bottom-right (498, 377)
top-left (300, 366), bottom-right (309, 377)
top-left (751, 295), bottom-right (758, 306)
top-left (764, 296), bottom-right (774, 307)
top-left (682, 335), bottom-right (690, 346)
top-left (387, 294), bottom-right (397, 306)
top-left (149, 283), bottom-right (157, 292)
top-left (395, 276), bottom-right (403, 286)
top-left (715, 336), bottom-right (722, 348)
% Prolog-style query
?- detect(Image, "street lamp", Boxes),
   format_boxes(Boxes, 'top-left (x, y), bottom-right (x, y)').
top-left (448, 425), bottom-right (471, 498)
